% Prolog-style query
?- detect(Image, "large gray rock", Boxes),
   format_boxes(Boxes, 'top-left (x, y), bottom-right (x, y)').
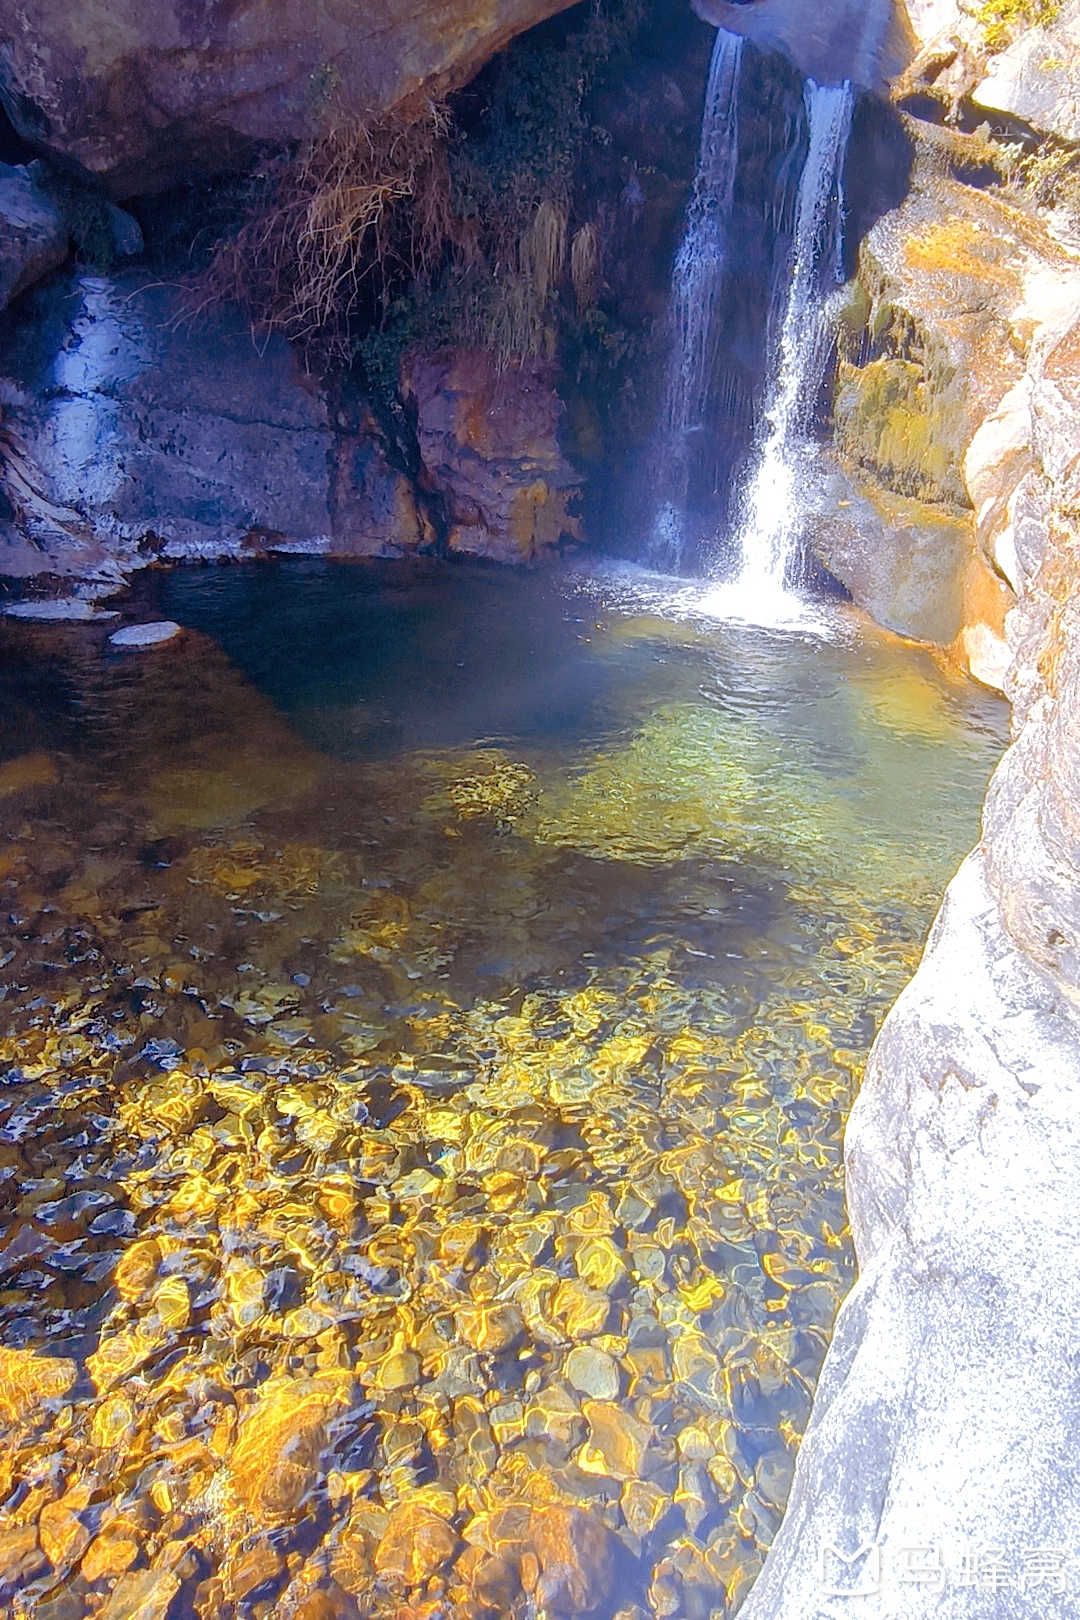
top-left (743, 165), bottom-right (1080, 1620)
top-left (808, 466), bottom-right (971, 645)
top-left (740, 852), bottom-right (1080, 1620)
top-left (691, 0), bottom-right (915, 91)
top-left (0, 272), bottom-right (424, 581)
top-left (974, 0), bottom-right (1080, 140)
top-left (0, 0), bottom-right (577, 196)
top-left (0, 163), bottom-right (67, 314)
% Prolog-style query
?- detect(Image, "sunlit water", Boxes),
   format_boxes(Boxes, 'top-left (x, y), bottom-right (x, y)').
top-left (0, 560), bottom-right (1006, 1620)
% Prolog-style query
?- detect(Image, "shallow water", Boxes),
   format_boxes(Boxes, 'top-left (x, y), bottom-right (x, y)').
top-left (0, 560), bottom-right (1006, 1620)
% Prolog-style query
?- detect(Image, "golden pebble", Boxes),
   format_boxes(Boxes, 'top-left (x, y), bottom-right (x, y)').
top-left (114, 1240), bottom-right (163, 1303)
top-left (374, 1499), bottom-right (458, 1585)
top-left (0, 1525), bottom-right (46, 1589)
top-left (456, 1302), bottom-right (524, 1354)
top-left (152, 1275), bottom-right (192, 1330)
top-left (99, 1569), bottom-right (182, 1620)
top-left (577, 1400), bottom-right (651, 1481)
top-left (373, 1341), bottom-right (421, 1393)
top-left (0, 1346), bottom-right (76, 1423)
top-left (88, 1322), bottom-right (166, 1391)
top-left (229, 1375), bottom-right (354, 1524)
top-left (37, 1500), bottom-right (90, 1569)
top-left (81, 1532), bottom-right (140, 1582)
top-left (437, 1220), bottom-right (483, 1269)
top-left (90, 1393), bottom-right (137, 1451)
top-left (224, 1261), bottom-right (266, 1328)
top-left (225, 1539), bottom-right (284, 1602)
top-left (550, 1278), bottom-right (611, 1341)
top-left (573, 1235), bottom-right (627, 1293)
top-left (488, 1400), bottom-right (526, 1446)
top-left (621, 1480), bottom-right (670, 1538)
top-left (565, 1345), bottom-right (620, 1401)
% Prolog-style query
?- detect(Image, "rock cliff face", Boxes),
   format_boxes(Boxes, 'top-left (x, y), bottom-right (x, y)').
top-left (0, 0), bottom-right (579, 196)
top-left (0, 273), bottom-right (420, 583)
top-left (405, 351), bottom-right (581, 564)
top-left (0, 275), bottom-right (580, 588)
top-left (743, 271), bottom-right (1080, 1620)
top-left (816, 7), bottom-right (1080, 694)
top-left (740, 4), bottom-right (1080, 1616)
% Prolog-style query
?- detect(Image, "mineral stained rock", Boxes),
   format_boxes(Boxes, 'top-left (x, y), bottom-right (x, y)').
top-left (405, 350), bottom-right (582, 565)
top-left (0, 0), bottom-right (580, 196)
top-left (973, 0), bottom-right (1080, 140)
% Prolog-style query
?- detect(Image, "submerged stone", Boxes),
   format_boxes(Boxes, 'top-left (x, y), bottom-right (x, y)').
top-left (565, 1344), bottom-right (621, 1399)
top-left (109, 621), bottom-right (182, 648)
top-left (229, 1376), bottom-right (354, 1524)
top-left (374, 1500), bottom-right (458, 1584)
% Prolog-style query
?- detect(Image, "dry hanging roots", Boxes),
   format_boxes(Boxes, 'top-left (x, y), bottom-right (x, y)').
top-left (571, 223), bottom-right (600, 311)
top-left (190, 105), bottom-right (451, 357)
top-left (487, 197), bottom-right (570, 358)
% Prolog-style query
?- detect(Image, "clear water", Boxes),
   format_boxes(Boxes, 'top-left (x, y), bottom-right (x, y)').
top-left (0, 560), bottom-right (1006, 1620)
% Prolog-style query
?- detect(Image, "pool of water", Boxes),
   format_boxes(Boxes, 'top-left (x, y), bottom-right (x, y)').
top-left (0, 559), bottom-right (1007, 1620)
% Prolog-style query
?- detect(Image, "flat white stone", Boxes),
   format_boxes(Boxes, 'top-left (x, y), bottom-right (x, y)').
top-left (108, 620), bottom-right (182, 647)
top-left (4, 598), bottom-right (118, 621)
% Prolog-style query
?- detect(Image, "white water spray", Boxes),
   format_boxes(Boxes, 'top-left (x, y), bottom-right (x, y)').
top-left (648, 29), bottom-right (743, 571)
top-left (707, 78), bottom-right (854, 627)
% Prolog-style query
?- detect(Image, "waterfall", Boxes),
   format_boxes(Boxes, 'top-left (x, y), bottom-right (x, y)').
top-left (709, 78), bottom-right (854, 625)
top-left (646, 29), bottom-right (744, 572)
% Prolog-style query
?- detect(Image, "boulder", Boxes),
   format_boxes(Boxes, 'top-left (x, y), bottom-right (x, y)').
top-left (829, 172), bottom-right (1050, 687)
top-left (974, 0), bottom-right (1080, 140)
top-left (0, 271), bottom-right (424, 580)
top-left (809, 469), bottom-right (972, 645)
top-left (691, 0), bottom-right (915, 91)
top-left (404, 350), bottom-right (581, 564)
top-left (0, 164), bottom-right (67, 314)
top-left (0, 0), bottom-right (579, 197)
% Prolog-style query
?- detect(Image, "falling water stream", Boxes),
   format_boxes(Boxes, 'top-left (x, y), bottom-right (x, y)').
top-left (648, 30), bottom-right (744, 572)
top-left (646, 36), bottom-right (857, 630)
top-left (709, 80), bottom-right (855, 627)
